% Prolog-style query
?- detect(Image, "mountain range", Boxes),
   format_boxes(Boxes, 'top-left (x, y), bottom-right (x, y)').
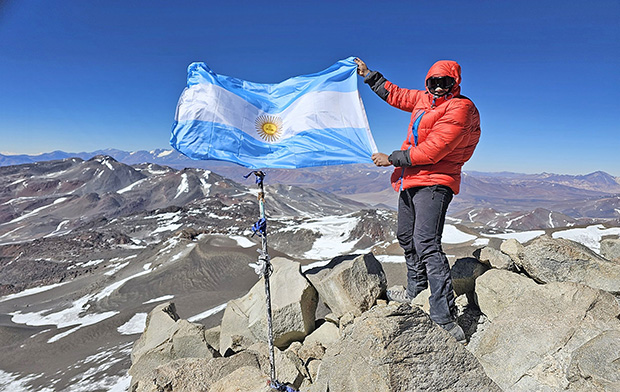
top-left (2, 149), bottom-right (620, 225)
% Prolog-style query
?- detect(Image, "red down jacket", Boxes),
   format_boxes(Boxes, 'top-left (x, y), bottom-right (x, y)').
top-left (367, 60), bottom-right (480, 194)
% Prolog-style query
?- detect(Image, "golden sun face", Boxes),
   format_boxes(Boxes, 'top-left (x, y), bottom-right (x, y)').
top-left (255, 115), bottom-right (283, 142)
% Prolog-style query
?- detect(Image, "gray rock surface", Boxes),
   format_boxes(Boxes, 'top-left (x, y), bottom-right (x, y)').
top-left (472, 271), bottom-right (620, 391)
top-left (130, 302), bottom-right (180, 364)
top-left (500, 237), bottom-right (525, 264)
top-left (129, 304), bottom-right (218, 390)
top-left (475, 246), bottom-right (514, 270)
top-left (518, 235), bottom-right (620, 293)
top-left (474, 269), bottom-right (537, 321)
top-left (600, 238), bottom-right (620, 262)
top-left (304, 253), bottom-right (386, 318)
top-left (219, 257), bottom-right (318, 355)
top-left (308, 303), bottom-right (501, 392)
top-left (567, 330), bottom-right (620, 392)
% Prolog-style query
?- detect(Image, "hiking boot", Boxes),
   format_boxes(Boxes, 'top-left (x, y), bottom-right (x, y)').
top-left (386, 287), bottom-right (413, 304)
top-left (440, 321), bottom-right (467, 344)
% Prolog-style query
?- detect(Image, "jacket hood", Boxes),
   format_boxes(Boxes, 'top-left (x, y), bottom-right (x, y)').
top-left (425, 60), bottom-right (462, 96)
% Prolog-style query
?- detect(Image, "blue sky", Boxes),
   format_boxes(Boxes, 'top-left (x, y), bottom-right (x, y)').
top-left (0, 0), bottom-right (618, 175)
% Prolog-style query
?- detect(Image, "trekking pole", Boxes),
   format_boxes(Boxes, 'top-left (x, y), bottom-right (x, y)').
top-left (245, 171), bottom-right (278, 385)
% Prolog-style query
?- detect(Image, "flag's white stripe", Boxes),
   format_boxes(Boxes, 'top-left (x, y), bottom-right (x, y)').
top-left (176, 83), bottom-right (367, 142)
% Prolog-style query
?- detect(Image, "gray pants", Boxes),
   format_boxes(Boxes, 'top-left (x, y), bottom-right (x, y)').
top-left (397, 185), bottom-right (456, 325)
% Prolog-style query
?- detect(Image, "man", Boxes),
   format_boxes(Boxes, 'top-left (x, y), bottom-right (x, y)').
top-left (355, 58), bottom-right (480, 343)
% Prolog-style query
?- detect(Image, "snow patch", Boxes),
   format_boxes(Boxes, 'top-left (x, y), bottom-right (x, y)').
top-left (94, 265), bottom-right (154, 301)
top-left (117, 178), bottom-right (148, 194)
top-left (143, 295), bottom-right (175, 304)
top-left (117, 313), bottom-right (147, 335)
top-left (552, 224), bottom-right (620, 253)
top-left (188, 303), bottom-right (227, 322)
top-left (229, 235), bottom-right (256, 248)
top-left (152, 223), bottom-right (183, 234)
top-left (0, 370), bottom-right (53, 392)
top-left (483, 230), bottom-right (545, 243)
top-left (472, 238), bottom-right (490, 247)
top-left (442, 225), bottom-right (477, 244)
top-left (10, 295), bottom-right (119, 344)
top-left (62, 343), bottom-right (133, 392)
top-left (174, 173), bottom-right (190, 199)
top-left (157, 149), bottom-right (174, 158)
top-left (374, 255), bottom-right (405, 264)
top-left (104, 261), bottom-right (130, 276)
top-left (296, 215), bottom-right (360, 260)
top-left (0, 282), bottom-right (69, 302)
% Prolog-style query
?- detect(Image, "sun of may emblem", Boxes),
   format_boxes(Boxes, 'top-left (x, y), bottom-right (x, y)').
top-left (255, 115), bottom-right (283, 142)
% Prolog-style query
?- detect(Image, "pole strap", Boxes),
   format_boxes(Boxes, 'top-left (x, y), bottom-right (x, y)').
top-left (251, 217), bottom-right (267, 237)
top-left (269, 380), bottom-right (299, 392)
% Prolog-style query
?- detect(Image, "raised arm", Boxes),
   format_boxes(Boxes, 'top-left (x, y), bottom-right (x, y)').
top-left (355, 58), bottom-right (423, 112)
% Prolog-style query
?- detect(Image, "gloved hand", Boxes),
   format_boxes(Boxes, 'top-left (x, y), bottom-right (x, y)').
top-left (388, 150), bottom-right (412, 167)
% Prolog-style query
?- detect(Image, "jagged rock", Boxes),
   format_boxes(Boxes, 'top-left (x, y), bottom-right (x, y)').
top-left (219, 257), bottom-right (318, 355)
top-left (246, 342), bottom-right (304, 387)
top-left (208, 366), bottom-right (270, 392)
top-left (308, 303), bottom-right (501, 392)
top-left (322, 312), bottom-right (339, 325)
top-left (307, 359), bottom-right (321, 383)
top-left (474, 269), bottom-right (537, 321)
top-left (204, 325), bottom-right (221, 353)
top-left (304, 253), bottom-right (387, 318)
top-left (600, 238), bottom-right (620, 262)
top-left (133, 342), bottom-right (302, 392)
top-left (475, 246), bottom-right (514, 270)
top-left (338, 312), bottom-right (355, 335)
top-left (129, 316), bottom-right (218, 389)
top-left (450, 257), bottom-right (489, 297)
top-left (130, 302), bottom-right (180, 364)
top-left (133, 353), bottom-right (260, 392)
top-left (518, 235), bottom-right (620, 293)
top-left (297, 340), bottom-right (326, 363)
top-left (303, 321), bottom-right (339, 348)
top-left (567, 330), bottom-right (620, 391)
top-left (472, 272), bottom-right (620, 391)
top-left (410, 287), bottom-right (430, 313)
top-left (133, 358), bottom-right (212, 392)
top-left (500, 237), bottom-right (525, 264)
top-left (218, 298), bottom-right (258, 355)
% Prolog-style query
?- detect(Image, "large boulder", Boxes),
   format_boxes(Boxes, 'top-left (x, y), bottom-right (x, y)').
top-left (219, 257), bottom-right (318, 355)
top-left (473, 269), bottom-right (537, 321)
top-left (472, 270), bottom-right (620, 391)
top-left (518, 235), bottom-right (620, 293)
top-left (129, 303), bottom-right (219, 390)
top-left (600, 238), bottom-right (620, 262)
top-left (307, 303), bottom-right (501, 392)
top-left (131, 302), bottom-right (180, 363)
top-left (304, 253), bottom-right (387, 318)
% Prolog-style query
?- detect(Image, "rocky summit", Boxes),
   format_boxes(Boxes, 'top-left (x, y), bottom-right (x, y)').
top-left (1, 157), bottom-right (620, 391)
top-left (128, 244), bottom-right (620, 392)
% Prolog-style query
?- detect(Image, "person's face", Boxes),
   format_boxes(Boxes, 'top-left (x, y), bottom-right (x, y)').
top-left (426, 76), bottom-right (455, 97)
top-left (429, 86), bottom-right (448, 96)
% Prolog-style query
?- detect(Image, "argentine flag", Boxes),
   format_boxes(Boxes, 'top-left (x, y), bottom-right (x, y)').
top-left (170, 57), bottom-right (377, 169)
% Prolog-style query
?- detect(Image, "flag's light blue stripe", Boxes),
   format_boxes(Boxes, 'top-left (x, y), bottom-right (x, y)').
top-left (171, 120), bottom-right (374, 169)
top-left (186, 57), bottom-right (358, 113)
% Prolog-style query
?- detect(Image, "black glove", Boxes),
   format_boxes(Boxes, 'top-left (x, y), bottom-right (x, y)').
top-left (389, 150), bottom-right (412, 167)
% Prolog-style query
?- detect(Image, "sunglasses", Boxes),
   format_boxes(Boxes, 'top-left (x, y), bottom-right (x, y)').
top-left (426, 77), bottom-right (456, 91)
